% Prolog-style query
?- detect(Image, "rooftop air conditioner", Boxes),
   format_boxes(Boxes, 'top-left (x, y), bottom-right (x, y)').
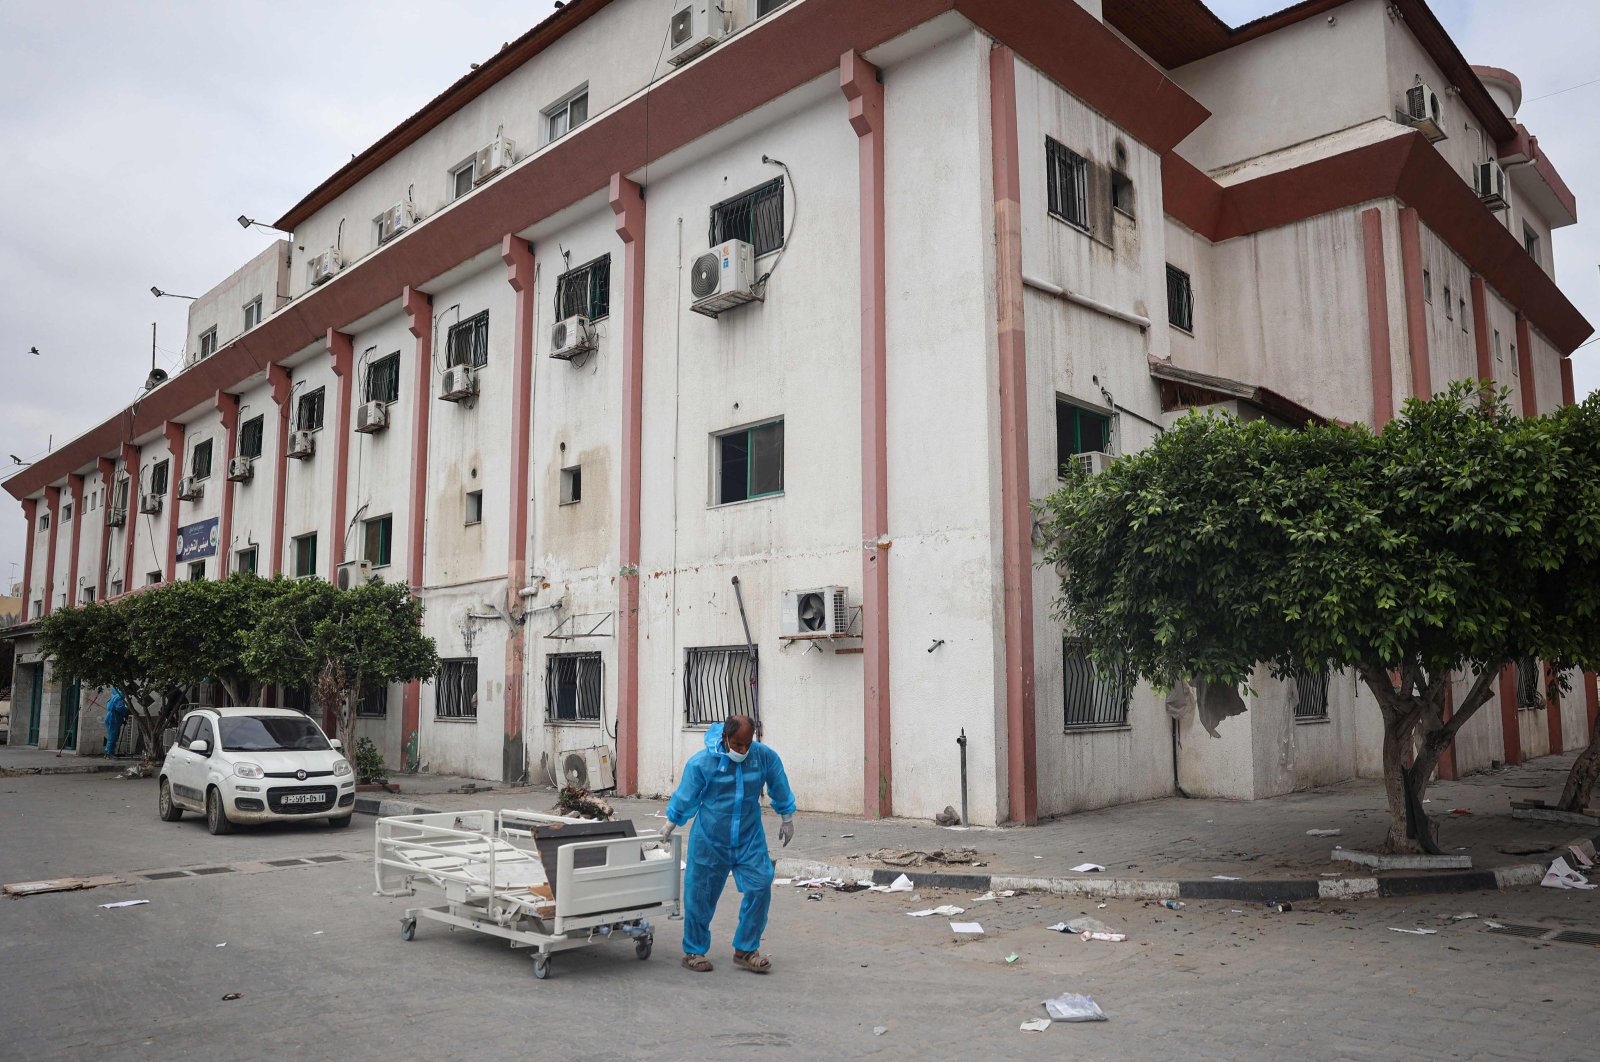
top-left (308, 247), bottom-right (342, 286)
top-left (689, 239), bottom-right (759, 317)
top-left (549, 315), bottom-right (596, 360)
top-left (106, 507), bottom-right (126, 528)
top-left (1475, 160), bottom-right (1509, 211)
top-left (473, 135), bottom-right (516, 185)
top-left (377, 202), bottom-right (415, 243)
top-left (139, 492), bottom-right (163, 515)
top-left (1075, 451), bottom-right (1114, 476)
top-left (227, 455), bottom-right (255, 482)
top-left (287, 430), bottom-right (316, 460)
top-left (561, 746), bottom-right (616, 791)
top-left (355, 400), bottom-right (390, 434)
top-left (780, 586), bottom-right (849, 640)
top-left (666, 2), bottom-right (726, 66)
top-left (336, 559), bottom-right (374, 590)
top-left (176, 476), bottom-right (203, 502)
top-left (1401, 82), bottom-right (1446, 142)
top-left (438, 366), bottom-right (478, 404)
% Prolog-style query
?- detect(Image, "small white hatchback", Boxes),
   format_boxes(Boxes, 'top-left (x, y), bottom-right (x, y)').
top-left (158, 707), bottom-right (356, 834)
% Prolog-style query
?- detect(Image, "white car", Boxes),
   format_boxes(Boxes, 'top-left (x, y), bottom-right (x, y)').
top-left (158, 706), bottom-right (356, 834)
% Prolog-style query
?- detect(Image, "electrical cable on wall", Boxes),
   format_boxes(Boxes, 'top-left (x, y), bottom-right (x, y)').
top-left (755, 154), bottom-right (797, 294)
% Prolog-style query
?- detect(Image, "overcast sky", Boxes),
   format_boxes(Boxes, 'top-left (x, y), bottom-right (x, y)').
top-left (0, 0), bottom-right (1595, 590)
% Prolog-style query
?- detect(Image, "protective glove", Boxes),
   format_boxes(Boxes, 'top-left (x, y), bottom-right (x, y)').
top-left (658, 821), bottom-right (676, 847)
top-left (778, 816), bottom-right (794, 848)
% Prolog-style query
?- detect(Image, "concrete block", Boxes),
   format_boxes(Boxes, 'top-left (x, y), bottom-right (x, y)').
top-left (1510, 806), bottom-right (1600, 827)
top-left (1332, 848), bottom-right (1472, 870)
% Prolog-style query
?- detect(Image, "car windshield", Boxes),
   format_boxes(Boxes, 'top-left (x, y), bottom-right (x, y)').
top-left (220, 715), bottom-right (331, 752)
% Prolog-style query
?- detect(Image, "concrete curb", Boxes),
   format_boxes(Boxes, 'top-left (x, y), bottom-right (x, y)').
top-left (352, 799), bottom-right (1595, 903)
top-left (2, 763), bottom-right (126, 776)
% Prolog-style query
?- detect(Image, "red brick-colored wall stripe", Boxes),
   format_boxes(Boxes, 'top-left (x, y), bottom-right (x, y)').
top-left (609, 174), bottom-right (644, 798)
top-left (95, 457), bottom-right (116, 599)
top-left (1360, 208), bottom-right (1395, 428)
top-left (327, 330), bottom-right (354, 577)
top-left (1470, 276), bottom-right (1494, 385)
top-left (1561, 360), bottom-right (1576, 406)
top-left (1515, 313), bottom-right (1537, 416)
top-left (42, 486), bottom-right (60, 614)
top-left (214, 393), bottom-right (239, 577)
top-left (163, 421), bottom-right (186, 584)
top-left (1499, 665), bottom-right (1522, 765)
top-left (1438, 682), bottom-right (1457, 781)
top-left (65, 474), bottom-right (84, 609)
top-left (20, 498), bottom-right (36, 621)
top-left (1398, 207), bottom-right (1433, 402)
top-left (1586, 671), bottom-right (1599, 733)
top-left (400, 287), bottom-right (434, 774)
top-left (120, 443), bottom-right (140, 594)
top-left (501, 235), bottom-right (537, 786)
top-left (1544, 662), bottom-right (1563, 756)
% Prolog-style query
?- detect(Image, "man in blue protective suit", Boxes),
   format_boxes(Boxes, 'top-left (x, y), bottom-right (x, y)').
top-left (660, 714), bottom-right (795, 974)
top-left (103, 688), bottom-right (130, 758)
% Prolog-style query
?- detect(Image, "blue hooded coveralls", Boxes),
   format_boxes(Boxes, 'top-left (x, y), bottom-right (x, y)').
top-left (103, 689), bottom-right (130, 758)
top-left (666, 727), bottom-right (797, 956)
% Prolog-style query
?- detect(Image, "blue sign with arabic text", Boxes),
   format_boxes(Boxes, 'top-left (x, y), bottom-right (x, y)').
top-left (177, 517), bottom-right (219, 562)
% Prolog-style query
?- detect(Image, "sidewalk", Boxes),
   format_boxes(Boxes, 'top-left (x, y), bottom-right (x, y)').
top-left (354, 752), bottom-right (1600, 902)
top-left (0, 746), bottom-right (125, 775)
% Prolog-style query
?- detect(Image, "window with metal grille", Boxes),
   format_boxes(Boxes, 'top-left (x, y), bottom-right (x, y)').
top-left (436, 659), bottom-right (478, 719)
top-left (710, 178), bottom-right (785, 257)
top-left (150, 460), bottom-right (170, 495)
top-left (446, 311), bottom-right (490, 368)
top-left (297, 387), bottom-right (326, 432)
top-left (293, 533), bottom-right (317, 578)
top-left (1291, 667), bottom-right (1331, 721)
top-left (1523, 224), bottom-right (1540, 264)
top-left (716, 419), bottom-right (783, 504)
top-left (191, 439), bottom-right (213, 480)
top-left (365, 353), bottom-right (400, 404)
top-left (685, 646), bottom-right (759, 727)
top-left (357, 685), bottom-right (388, 718)
top-left (1459, 297), bottom-right (1467, 332)
top-left (1063, 639), bottom-right (1130, 729)
top-left (554, 256), bottom-right (611, 321)
top-left (1045, 137), bottom-right (1089, 230)
top-left (364, 514), bottom-right (392, 567)
top-left (1056, 400), bottom-right (1111, 476)
top-left (1166, 265), bottom-right (1194, 333)
top-left (1515, 657), bottom-right (1544, 710)
top-left (239, 416), bottom-right (264, 458)
top-left (282, 685), bottom-right (313, 713)
top-left (546, 652), bottom-right (603, 722)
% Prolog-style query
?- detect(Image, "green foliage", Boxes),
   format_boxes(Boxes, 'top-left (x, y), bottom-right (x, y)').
top-left (354, 736), bottom-right (388, 786)
top-left (128, 574), bottom-right (286, 705)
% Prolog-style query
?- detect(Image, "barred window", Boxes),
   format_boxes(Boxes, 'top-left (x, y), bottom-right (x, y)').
top-left (445, 311), bottom-right (490, 368)
top-left (356, 685), bottom-right (388, 718)
top-left (710, 178), bottom-right (785, 257)
top-left (1045, 137), bottom-right (1089, 230)
top-left (555, 256), bottom-right (610, 321)
top-left (191, 439), bottom-right (213, 480)
top-left (1166, 264), bottom-right (1194, 333)
top-left (1291, 667), bottom-right (1331, 721)
top-left (1063, 639), bottom-right (1130, 730)
top-left (546, 652), bottom-right (603, 722)
top-left (685, 646), bottom-right (758, 727)
top-left (365, 352), bottom-right (400, 404)
top-left (239, 416), bottom-right (264, 459)
top-left (150, 460), bottom-right (170, 495)
top-left (297, 387), bottom-right (326, 432)
top-left (436, 658), bottom-right (478, 719)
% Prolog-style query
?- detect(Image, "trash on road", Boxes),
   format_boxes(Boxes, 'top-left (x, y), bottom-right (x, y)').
top-left (867, 874), bottom-right (914, 893)
top-left (865, 848), bottom-right (979, 868)
top-left (1541, 857), bottom-right (1597, 890)
top-left (1484, 920), bottom-right (1506, 929)
top-left (971, 891), bottom-right (998, 904)
top-left (1005, 952), bottom-right (1020, 964)
top-left (1569, 843), bottom-right (1596, 868)
top-left (1070, 863), bottom-right (1105, 873)
top-left (773, 878), bottom-right (793, 886)
top-left (908, 905), bottom-right (965, 917)
top-left (1020, 1019), bottom-right (1052, 1032)
top-left (1449, 808), bottom-right (1474, 816)
top-left (97, 899), bottom-right (149, 910)
top-left (1000, 890), bottom-right (1016, 897)
top-left (1081, 931), bottom-right (1127, 942)
top-left (1160, 899), bottom-right (1185, 910)
top-left (1445, 912), bottom-right (1478, 922)
top-left (1042, 993), bottom-right (1108, 1022)
top-left (1212, 875), bottom-right (1242, 881)
top-left (1306, 829), bottom-right (1342, 837)
top-left (949, 921), bottom-right (984, 934)
top-left (806, 894), bottom-right (822, 902)
top-left (1389, 927), bottom-right (1437, 935)
top-left (1052, 916), bottom-right (1118, 936)
top-left (221, 993), bottom-right (242, 1001)
top-left (873, 1027), bottom-right (887, 1036)
top-left (1270, 901), bottom-right (1293, 913)
top-left (215, 942), bottom-right (227, 948)
top-left (5, 875), bottom-right (129, 897)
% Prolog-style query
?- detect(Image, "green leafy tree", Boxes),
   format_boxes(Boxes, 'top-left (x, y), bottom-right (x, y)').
top-left (129, 574), bottom-right (287, 707)
top-left (1036, 384), bottom-right (1600, 852)
top-left (39, 598), bottom-right (178, 761)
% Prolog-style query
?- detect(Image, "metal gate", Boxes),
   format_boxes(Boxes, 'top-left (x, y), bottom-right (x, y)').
top-left (25, 664), bottom-right (42, 745)
top-left (59, 679), bottom-right (80, 750)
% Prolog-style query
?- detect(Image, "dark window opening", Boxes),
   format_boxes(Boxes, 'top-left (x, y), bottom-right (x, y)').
top-left (296, 387), bottom-right (326, 432)
top-left (717, 420), bottom-right (783, 504)
top-left (436, 659), bottom-right (478, 719)
top-left (710, 178), bottom-right (785, 257)
top-left (1046, 137), bottom-right (1089, 230)
top-left (239, 416), bottom-right (265, 459)
top-left (546, 652), bottom-right (603, 722)
top-left (293, 533), bottom-right (317, 578)
top-left (555, 257), bottom-right (611, 321)
top-left (365, 353), bottom-right (401, 404)
top-left (684, 646), bottom-right (758, 727)
top-left (357, 685), bottom-right (389, 718)
top-left (192, 440), bottom-right (213, 480)
top-left (150, 460), bottom-right (170, 496)
top-left (1166, 265), bottom-right (1194, 333)
top-left (1063, 639), bottom-right (1130, 729)
top-left (561, 466), bottom-right (582, 505)
top-left (1056, 401), bottom-right (1112, 476)
top-left (364, 515), bottom-right (392, 567)
top-left (1111, 171), bottom-right (1135, 217)
top-left (1291, 667), bottom-right (1331, 721)
top-left (445, 311), bottom-right (490, 368)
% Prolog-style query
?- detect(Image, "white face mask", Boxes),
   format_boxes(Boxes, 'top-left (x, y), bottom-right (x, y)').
top-left (725, 746), bottom-right (748, 763)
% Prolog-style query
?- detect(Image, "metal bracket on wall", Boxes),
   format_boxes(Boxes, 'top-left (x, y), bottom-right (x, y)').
top-left (545, 611), bottom-right (615, 640)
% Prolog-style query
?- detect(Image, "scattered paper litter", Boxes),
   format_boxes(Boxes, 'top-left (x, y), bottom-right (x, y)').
top-left (950, 921), bottom-right (984, 934)
top-left (1448, 912), bottom-right (1478, 922)
top-left (215, 943), bottom-right (227, 948)
top-left (908, 905), bottom-right (965, 917)
top-left (1541, 857), bottom-right (1597, 890)
top-left (1569, 845), bottom-right (1595, 868)
top-left (1081, 931), bottom-right (1127, 942)
top-left (971, 891), bottom-right (998, 904)
top-left (1306, 828), bottom-right (1342, 837)
top-left (1484, 920), bottom-right (1506, 929)
top-left (1020, 1019), bottom-right (1052, 1033)
top-left (312, 931), bottom-right (324, 936)
top-left (98, 899), bottom-right (149, 910)
top-left (1000, 890), bottom-right (1016, 897)
top-left (1005, 952), bottom-right (1020, 964)
top-left (867, 874), bottom-right (915, 893)
top-left (1212, 875), bottom-right (1241, 881)
top-left (873, 1027), bottom-right (887, 1037)
top-left (1070, 863), bottom-right (1104, 874)
top-left (1389, 927), bottom-right (1437, 935)
top-left (1052, 916), bottom-right (1115, 935)
top-left (1042, 993), bottom-right (1108, 1023)
top-left (773, 878), bottom-right (793, 886)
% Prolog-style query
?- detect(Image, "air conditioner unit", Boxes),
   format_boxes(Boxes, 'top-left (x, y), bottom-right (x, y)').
top-left (1401, 82), bottom-right (1446, 142)
top-left (355, 400), bottom-right (390, 434)
top-left (139, 492), bottom-right (163, 515)
top-left (336, 560), bottom-right (374, 590)
top-left (176, 476), bottom-right (203, 502)
top-left (473, 135), bottom-right (516, 185)
top-left (549, 315), bottom-right (596, 360)
top-left (561, 746), bottom-right (617, 792)
top-left (1075, 451), bottom-right (1115, 476)
top-left (307, 247), bottom-right (342, 286)
top-left (227, 455), bottom-right (254, 482)
top-left (377, 202), bottom-right (415, 243)
top-left (106, 507), bottom-right (126, 528)
top-left (1475, 160), bottom-right (1509, 210)
top-left (287, 430), bottom-right (316, 460)
top-left (780, 586), bottom-right (849, 640)
top-left (689, 239), bottom-right (759, 317)
top-left (438, 366), bottom-right (478, 404)
top-left (666, 2), bottom-right (727, 66)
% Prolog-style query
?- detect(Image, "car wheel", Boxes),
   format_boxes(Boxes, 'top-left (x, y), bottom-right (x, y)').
top-left (206, 787), bottom-right (234, 835)
top-left (328, 813), bottom-right (354, 829)
top-left (158, 778), bottom-right (183, 822)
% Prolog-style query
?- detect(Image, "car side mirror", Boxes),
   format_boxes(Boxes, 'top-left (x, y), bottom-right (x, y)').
top-left (328, 738), bottom-right (343, 751)
top-left (188, 738), bottom-right (210, 755)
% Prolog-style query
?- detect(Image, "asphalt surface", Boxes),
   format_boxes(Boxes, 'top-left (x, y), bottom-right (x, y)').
top-left (3, 771), bottom-right (1597, 1059)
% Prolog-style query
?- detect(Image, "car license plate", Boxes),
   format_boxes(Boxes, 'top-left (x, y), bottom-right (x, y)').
top-left (282, 793), bottom-right (324, 805)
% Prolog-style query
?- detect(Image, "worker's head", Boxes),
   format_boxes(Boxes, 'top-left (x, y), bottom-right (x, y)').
top-left (723, 715), bottom-right (756, 761)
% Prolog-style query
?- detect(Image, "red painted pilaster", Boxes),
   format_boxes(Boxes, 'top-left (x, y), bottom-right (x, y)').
top-left (842, 50), bottom-right (893, 819)
top-left (65, 474), bottom-right (84, 607)
top-left (95, 457), bottom-right (116, 599)
top-left (327, 330), bottom-right (354, 577)
top-left (1398, 206), bottom-right (1432, 401)
top-left (42, 486), bottom-right (60, 614)
top-left (1499, 664), bottom-right (1522, 765)
top-left (214, 393), bottom-right (240, 577)
top-left (163, 421), bottom-right (186, 583)
top-left (609, 174), bottom-right (644, 798)
top-left (267, 365), bottom-right (293, 577)
top-left (1585, 671), bottom-right (1599, 733)
top-left (1543, 662), bottom-right (1563, 755)
top-left (1515, 313), bottom-right (1537, 416)
top-left (120, 443), bottom-right (140, 594)
top-left (20, 498), bottom-right (37, 621)
top-left (400, 286), bottom-right (434, 773)
top-left (1438, 682), bottom-right (1457, 781)
top-left (501, 235), bottom-right (537, 785)
top-left (1561, 359), bottom-right (1576, 406)
top-left (990, 44), bottom-right (1037, 826)
top-left (1470, 276), bottom-right (1494, 387)
top-left (1360, 208), bottom-right (1395, 429)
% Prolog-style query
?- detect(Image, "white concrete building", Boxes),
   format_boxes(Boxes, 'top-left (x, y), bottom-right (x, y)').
top-left (5, 0), bottom-right (1593, 824)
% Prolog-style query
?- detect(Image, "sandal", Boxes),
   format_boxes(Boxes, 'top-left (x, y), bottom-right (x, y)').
top-left (733, 949), bottom-right (772, 974)
top-left (681, 953), bottom-right (713, 972)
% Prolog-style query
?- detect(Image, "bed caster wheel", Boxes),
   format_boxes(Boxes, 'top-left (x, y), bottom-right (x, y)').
top-left (400, 918), bottom-right (416, 941)
top-left (635, 938), bottom-right (653, 961)
top-left (532, 955), bottom-right (552, 979)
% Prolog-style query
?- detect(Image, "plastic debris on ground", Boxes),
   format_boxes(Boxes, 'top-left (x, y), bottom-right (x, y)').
top-left (873, 1027), bottom-right (887, 1037)
top-left (773, 878), bottom-right (793, 886)
top-left (1306, 828), bottom-right (1341, 837)
top-left (5, 875), bottom-right (130, 897)
top-left (949, 921), bottom-right (984, 934)
top-left (1051, 916), bottom-right (1121, 937)
top-left (1449, 808), bottom-right (1473, 816)
top-left (1020, 1019), bottom-right (1052, 1033)
top-left (98, 899), bottom-right (149, 909)
top-left (1212, 875), bottom-right (1241, 881)
top-left (1484, 920), bottom-right (1506, 929)
top-left (1069, 863), bottom-right (1104, 873)
top-left (1541, 857), bottom-right (1597, 890)
top-left (867, 874), bottom-right (915, 893)
top-left (1567, 842), bottom-right (1595, 868)
top-left (1005, 953), bottom-right (1020, 964)
top-left (908, 905), bottom-right (965, 917)
top-left (222, 993), bottom-right (242, 1001)
top-left (971, 891), bottom-right (998, 904)
top-left (1042, 993), bottom-right (1108, 1023)
top-left (1081, 931), bottom-right (1126, 942)
top-left (1444, 912), bottom-right (1478, 922)
top-left (1160, 899), bottom-right (1185, 910)
top-left (863, 848), bottom-right (979, 868)
top-left (1389, 927), bottom-right (1437, 935)
top-left (1270, 901), bottom-right (1293, 913)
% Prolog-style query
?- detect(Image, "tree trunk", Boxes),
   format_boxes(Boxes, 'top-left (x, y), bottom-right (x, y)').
top-left (1558, 720), bottom-right (1600, 813)
top-left (1379, 722), bottom-right (1426, 853)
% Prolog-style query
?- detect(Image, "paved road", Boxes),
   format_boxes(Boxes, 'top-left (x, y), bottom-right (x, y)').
top-left (2, 772), bottom-right (1596, 1059)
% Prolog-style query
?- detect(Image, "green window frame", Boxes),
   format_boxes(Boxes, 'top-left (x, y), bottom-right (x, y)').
top-left (364, 514), bottom-right (393, 568)
top-left (716, 419), bottom-right (784, 505)
top-left (1055, 400), bottom-right (1111, 476)
top-left (292, 533), bottom-right (317, 578)
top-left (554, 257), bottom-right (611, 321)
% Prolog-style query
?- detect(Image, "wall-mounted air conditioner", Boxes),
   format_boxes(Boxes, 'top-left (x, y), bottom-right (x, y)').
top-left (438, 366), bottom-right (478, 404)
top-left (780, 586), bottom-right (849, 640)
top-left (227, 455), bottom-right (254, 482)
top-left (307, 248), bottom-right (342, 286)
top-left (139, 492), bottom-right (163, 515)
top-left (336, 559), bottom-right (374, 590)
top-left (1401, 82), bottom-right (1446, 142)
top-left (473, 134), bottom-right (516, 185)
top-left (106, 507), bottom-right (126, 528)
top-left (176, 476), bottom-right (203, 502)
top-left (1475, 160), bottom-right (1509, 211)
top-left (666, 2), bottom-right (727, 66)
top-left (1075, 451), bottom-right (1114, 476)
top-left (549, 315), bottom-right (596, 360)
top-left (689, 239), bottom-right (759, 317)
top-left (561, 746), bottom-right (616, 791)
top-left (377, 202), bottom-right (416, 243)
top-left (287, 430), bottom-right (316, 460)
top-left (355, 400), bottom-right (390, 434)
